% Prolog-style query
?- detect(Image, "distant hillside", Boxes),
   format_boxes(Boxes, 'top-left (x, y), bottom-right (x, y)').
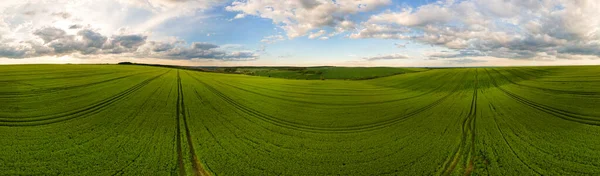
top-left (194, 66), bottom-right (429, 80)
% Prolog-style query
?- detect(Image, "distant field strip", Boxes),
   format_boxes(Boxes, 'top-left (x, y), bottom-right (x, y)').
top-left (1, 65), bottom-right (600, 175)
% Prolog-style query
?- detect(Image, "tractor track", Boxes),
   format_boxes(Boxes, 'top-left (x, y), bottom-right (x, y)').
top-left (492, 69), bottom-right (599, 96)
top-left (488, 104), bottom-right (543, 175)
top-left (0, 71), bottom-right (152, 98)
top-left (212, 77), bottom-right (451, 106)
top-left (440, 69), bottom-right (478, 176)
top-left (485, 69), bottom-right (600, 126)
top-left (0, 71), bottom-right (170, 126)
top-left (187, 71), bottom-right (467, 133)
top-left (175, 70), bottom-right (210, 176)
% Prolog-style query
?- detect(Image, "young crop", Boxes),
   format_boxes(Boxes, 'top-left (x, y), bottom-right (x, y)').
top-left (1, 65), bottom-right (599, 175)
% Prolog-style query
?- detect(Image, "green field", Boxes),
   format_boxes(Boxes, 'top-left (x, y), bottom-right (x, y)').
top-left (203, 66), bottom-right (427, 80)
top-left (2, 64), bottom-right (600, 175)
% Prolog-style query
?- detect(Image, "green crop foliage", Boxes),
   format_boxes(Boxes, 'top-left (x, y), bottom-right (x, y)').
top-left (1, 64), bottom-right (600, 175)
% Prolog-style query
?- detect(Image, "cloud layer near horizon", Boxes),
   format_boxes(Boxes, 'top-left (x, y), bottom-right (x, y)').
top-left (0, 0), bottom-right (257, 61)
top-left (1, 0), bottom-right (600, 65)
top-left (350, 0), bottom-right (600, 60)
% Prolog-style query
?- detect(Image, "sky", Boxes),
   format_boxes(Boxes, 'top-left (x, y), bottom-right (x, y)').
top-left (0, 0), bottom-right (599, 67)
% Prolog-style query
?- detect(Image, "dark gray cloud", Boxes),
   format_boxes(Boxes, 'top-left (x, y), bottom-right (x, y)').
top-left (33, 27), bottom-right (67, 43)
top-left (111, 35), bottom-right (147, 48)
top-left (140, 41), bottom-right (257, 61)
top-left (192, 42), bottom-right (219, 50)
top-left (0, 27), bottom-right (258, 61)
top-left (69, 25), bottom-right (83, 29)
top-left (299, 0), bottom-right (321, 9)
top-left (0, 44), bottom-right (29, 58)
top-left (77, 29), bottom-right (108, 54)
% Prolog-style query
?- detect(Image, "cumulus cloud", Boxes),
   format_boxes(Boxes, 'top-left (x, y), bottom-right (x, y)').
top-left (349, 24), bottom-right (411, 39)
top-left (363, 53), bottom-right (409, 61)
top-left (351, 0), bottom-right (600, 60)
top-left (0, 0), bottom-right (258, 61)
top-left (0, 27), bottom-right (257, 61)
top-left (226, 0), bottom-right (391, 38)
top-left (139, 40), bottom-right (258, 60)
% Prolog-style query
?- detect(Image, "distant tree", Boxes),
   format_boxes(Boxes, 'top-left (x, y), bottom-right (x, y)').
top-left (224, 68), bottom-right (238, 73)
top-left (118, 62), bottom-right (133, 65)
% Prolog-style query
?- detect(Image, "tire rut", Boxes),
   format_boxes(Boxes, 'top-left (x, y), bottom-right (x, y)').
top-left (0, 71), bottom-right (170, 126)
top-left (488, 104), bottom-right (543, 175)
top-left (176, 70), bottom-right (211, 176)
top-left (187, 71), bottom-right (466, 133)
top-left (485, 69), bottom-right (600, 125)
top-left (440, 69), bottom-right (478, 176)
top-left (492, 69), bottom-right (599, 96)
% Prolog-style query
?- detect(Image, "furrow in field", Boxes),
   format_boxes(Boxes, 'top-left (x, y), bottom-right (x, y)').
top-left (485, 68), bottom-right (600, 125)
top-left (110, 79), bottom-right (168, 176)
top-left (210, 77), bottom-right (450, 106)
top-left (187, 71), bottom-right (463, 133)
top-left (0, 71), bottom-right (170, 126)
top-left (0, 71), bottom-right (151, 97)
top-left (488, 103), bottom-right (543, 175)
top-left (440, 69), bottom-right (479, 176)
top-left (175, 70), bottom-right (186, 176)
top-left (492, 69), bottom-right (599, 96)
top-left (176, 70), bottom-right (211, 176)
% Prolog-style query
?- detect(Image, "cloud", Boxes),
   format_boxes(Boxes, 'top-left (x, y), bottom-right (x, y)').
top-left (51, 12), bottom-right (71, 19)
top-left (33, 27), bottom-right (68, 43)
top-left (363, 53), bottom-right (409, 61)
top-left (427, 50), bottom-right (485, 59)
top-left (233, 13), bottom-right (245, 19)
top-left (351, 0), bottom-right (600, 60)
top-left (260, 35), bottom-right (285, 44)
top-left (0, 26), bottom-right (257, 61)
top-left (111, 35), bottom-right (147, 49)
top-left (308, 30), bottom-right (326, 39)
top-left (140, 41), bottom-right (258, 61)
top-left (192, 42), bottom-right (219, 50)
top-left (226, 0), bottom-right (391, 38)
top-left (394, 43), bottom-right (406, 48)
top-left (69, 24), bottom-right (83, 29)
top-left (349, 24), bottom-right (411, 39)
top-left (447, 58), bottom-right (487, 64)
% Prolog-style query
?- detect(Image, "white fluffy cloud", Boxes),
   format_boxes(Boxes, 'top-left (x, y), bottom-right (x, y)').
top-left (226, 0), bottom-right (391, 39)
top-left (352, 0), bottom-right (600, 60)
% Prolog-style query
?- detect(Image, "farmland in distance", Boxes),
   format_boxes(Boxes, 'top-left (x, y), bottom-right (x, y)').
top-left (1, 64), bottom-right (600, 175)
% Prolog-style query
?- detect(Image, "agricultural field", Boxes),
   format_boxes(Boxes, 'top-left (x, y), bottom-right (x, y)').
top-left (1, 64), bottom-right (600, 175)
top-left (198, 66), bottom-right (427, 80)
